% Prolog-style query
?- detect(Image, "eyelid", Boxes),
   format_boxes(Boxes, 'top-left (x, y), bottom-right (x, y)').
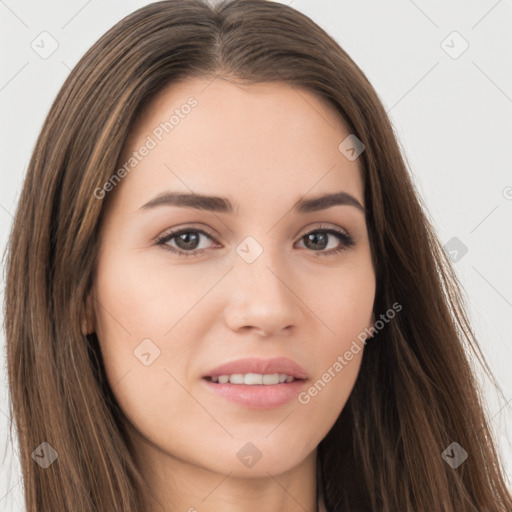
top-left (154, 225), bottom-right (219, 253)
top-left (155, 222), bottom-right (355, 257)
top-left (155, 222), bottom-right (351, 240)
top-left (297, 222), bottom-right (351, 239)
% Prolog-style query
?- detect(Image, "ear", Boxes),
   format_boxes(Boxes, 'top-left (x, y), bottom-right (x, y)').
top-left (83, 289), bottom-right (96, 335)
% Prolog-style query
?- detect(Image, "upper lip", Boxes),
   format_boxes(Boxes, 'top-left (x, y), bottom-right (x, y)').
top-left (203, 357), bottom-right (308, 380)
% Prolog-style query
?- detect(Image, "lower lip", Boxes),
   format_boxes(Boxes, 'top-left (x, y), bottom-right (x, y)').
top-left (202, 378), bottom-right (307, 409)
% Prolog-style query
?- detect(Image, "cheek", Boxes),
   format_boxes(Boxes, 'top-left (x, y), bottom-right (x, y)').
top-left (299, 262), bottom-right (374, 416)
top-left (92, 247), bottom-right (210, 426)
top-left (312, 259), bottom-right (375, 348)
top-left (297, 325), bottom-right (366, 439)
top-left (94, 247), bottom-right (210, 340)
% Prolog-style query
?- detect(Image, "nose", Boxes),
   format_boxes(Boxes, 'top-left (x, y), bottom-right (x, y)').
top-left (223, 245), bottom-right (303, 337)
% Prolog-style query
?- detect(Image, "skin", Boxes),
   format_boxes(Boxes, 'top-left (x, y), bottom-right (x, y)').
top-left (86, 77), bottom-right (376, 512)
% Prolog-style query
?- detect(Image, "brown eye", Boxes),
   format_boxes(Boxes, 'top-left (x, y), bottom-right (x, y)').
top-left (297, 226), bottom-right (355, 255)
top-left (155, 224), bottom-right (355, 258)
top-left (156, 228), bottom-right (217, 257)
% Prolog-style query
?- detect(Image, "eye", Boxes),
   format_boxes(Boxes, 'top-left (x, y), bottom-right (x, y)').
top-left (155, 224), bottom-right (356, 257)
top-left (155, 227), bottom-right (218, 257)
top-left (296, 224), bottom-right (356, 256)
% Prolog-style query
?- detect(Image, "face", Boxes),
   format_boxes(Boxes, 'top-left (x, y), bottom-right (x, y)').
top-left (88, 77), bottom-right (376, 481)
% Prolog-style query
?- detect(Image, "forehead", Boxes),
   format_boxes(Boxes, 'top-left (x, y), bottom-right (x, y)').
top-left (110, 77), bottom-right (364, 216)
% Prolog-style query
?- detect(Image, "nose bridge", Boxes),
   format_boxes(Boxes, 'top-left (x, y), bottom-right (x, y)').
top-left (234, 232), bottom-right (289, 295)
top-left (225, 233), bottom-right (300, 333)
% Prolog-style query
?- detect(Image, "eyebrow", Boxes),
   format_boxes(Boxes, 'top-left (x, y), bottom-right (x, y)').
top-left (139, 190), bottom-right (367, 215)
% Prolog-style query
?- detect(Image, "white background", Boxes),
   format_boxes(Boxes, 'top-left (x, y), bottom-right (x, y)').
top-left (0, 0), bottom-right (511, 509)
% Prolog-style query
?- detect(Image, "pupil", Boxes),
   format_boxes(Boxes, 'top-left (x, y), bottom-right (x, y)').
top-left (177, 232), bottom-right (199, 250)
top-left (306, 232), bottom-right (327, 250)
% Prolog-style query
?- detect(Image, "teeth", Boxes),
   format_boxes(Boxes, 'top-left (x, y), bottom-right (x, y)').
top-left (209, 373), bottom-right (296, 385)
top-left (262, 373), bottom-right (278, 385)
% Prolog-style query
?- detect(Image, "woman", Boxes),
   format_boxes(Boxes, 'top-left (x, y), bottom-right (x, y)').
top-left (3, 0), bottom-right (511, 510)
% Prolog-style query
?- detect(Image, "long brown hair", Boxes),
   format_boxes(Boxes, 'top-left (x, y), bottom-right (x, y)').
top-left (3, 0), bottom-right (511, 510)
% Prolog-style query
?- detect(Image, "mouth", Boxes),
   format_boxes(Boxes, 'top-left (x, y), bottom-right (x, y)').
top-left (204, 373), bottom-right (301, 385)
top-left (203, 356), bottom-right (308, 381)
top-left (202, 357), bottom-right (308, 408)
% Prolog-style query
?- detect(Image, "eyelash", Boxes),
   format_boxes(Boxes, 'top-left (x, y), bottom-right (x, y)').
top-left (155, 224), bottom-right (356, 258)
